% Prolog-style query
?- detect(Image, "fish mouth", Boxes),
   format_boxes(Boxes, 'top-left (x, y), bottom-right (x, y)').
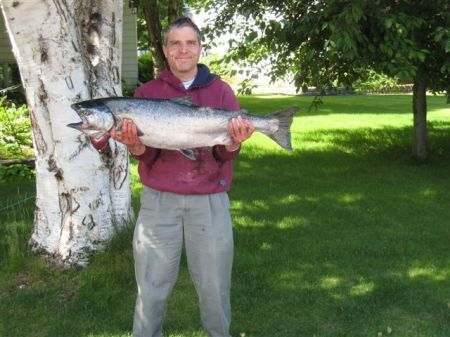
top-left (70, 103), bottom-right (83, 111)
top-left (67, 121), bottom-right (83, 130)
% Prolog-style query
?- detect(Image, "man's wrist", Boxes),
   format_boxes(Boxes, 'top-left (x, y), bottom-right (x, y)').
top-left (225, 143), bottom-right (240, 152)
top-left (128, 144), bottom-right (146, 156)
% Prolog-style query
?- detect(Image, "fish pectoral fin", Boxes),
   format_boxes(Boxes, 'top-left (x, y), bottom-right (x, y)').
top-left (135, 126), bottom-right (144, 137)
top-left (178, 149), bottom-right (196, 160)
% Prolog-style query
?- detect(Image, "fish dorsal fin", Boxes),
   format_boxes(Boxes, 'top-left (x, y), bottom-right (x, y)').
top-left (170, 96), bottom-right (198, 107)
top-left (178, 149), bottom-right (196, 160)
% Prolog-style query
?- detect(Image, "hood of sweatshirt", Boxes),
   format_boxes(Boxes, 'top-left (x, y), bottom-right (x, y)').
top-left (159, 64), bottom-right (219, 91)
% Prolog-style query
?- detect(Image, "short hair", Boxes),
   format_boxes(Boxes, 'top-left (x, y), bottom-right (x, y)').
top-left (162, 17), bottom-right (202, 45)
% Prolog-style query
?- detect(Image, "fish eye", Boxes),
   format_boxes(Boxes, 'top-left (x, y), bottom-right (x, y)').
top-left (80, 109), bottom-right (92, 116)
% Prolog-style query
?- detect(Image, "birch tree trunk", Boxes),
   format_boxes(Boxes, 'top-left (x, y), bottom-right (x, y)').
top-left (0, 0), bottom-right (133, 267)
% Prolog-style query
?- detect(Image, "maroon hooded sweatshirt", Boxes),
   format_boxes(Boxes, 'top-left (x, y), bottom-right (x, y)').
top-left (130, 64), bottom-right (241, 195)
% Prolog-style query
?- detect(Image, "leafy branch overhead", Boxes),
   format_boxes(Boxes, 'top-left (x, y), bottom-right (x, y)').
top-left (195, 0), bottom-right (449, 94)
top-left (193, 0), bottom-right (449, 161)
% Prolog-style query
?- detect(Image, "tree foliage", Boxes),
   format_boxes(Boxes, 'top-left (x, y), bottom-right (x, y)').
top-left (193, 0), bottom-right (449, 160)
top-left (194, 0), bottom-right (449, 95)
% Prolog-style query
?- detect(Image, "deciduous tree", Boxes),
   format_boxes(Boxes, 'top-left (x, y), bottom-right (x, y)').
top-left (138, 0), bottom-right (183, 77)
top-left (195, 0), bottom-right (450, 160)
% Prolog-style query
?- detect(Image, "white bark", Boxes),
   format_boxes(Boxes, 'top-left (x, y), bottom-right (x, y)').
top-left (0, 0), bottom-right (133, 266)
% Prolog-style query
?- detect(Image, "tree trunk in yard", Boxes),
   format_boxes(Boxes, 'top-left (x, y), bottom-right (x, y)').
top-left (141, 0), bottom-right (166, 77)
top-left (0, 0), bottom-right (133, 267)
top-left (412, 76), bottom-right (428, 161)
top-left (168, 0), bottom-right (181, 23)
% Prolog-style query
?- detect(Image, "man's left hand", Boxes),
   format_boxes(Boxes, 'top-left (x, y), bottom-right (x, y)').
top-left (226, 116), bottom-right (255, 152)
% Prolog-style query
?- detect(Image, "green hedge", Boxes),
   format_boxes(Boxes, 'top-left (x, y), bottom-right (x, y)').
top-left (0, 96), bottom-right (34, 182)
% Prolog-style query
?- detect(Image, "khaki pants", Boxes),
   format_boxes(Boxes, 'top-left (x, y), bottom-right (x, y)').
top-left (133, 186), bottom-right (234, 337)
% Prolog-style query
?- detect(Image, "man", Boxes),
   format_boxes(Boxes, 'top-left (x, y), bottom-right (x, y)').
top-left (111, 17), bottom-right (254, 337)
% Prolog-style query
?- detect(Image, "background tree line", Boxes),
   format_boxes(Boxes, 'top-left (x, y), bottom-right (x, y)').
top-left (137, 0), bottom-right (449, 161)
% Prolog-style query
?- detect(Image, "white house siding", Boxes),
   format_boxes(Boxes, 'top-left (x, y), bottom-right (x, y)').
top-left (0, 14), bottom-right (13, 62)
top-left (0, 2), bottom-right (137, 90)
top-left (122, 3), bottom-right (138, 89)
top-left (0, 12), bottom-right (15, 87)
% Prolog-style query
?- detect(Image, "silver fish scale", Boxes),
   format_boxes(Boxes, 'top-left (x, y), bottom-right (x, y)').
top-left (104, 98), bottom-right (237, 149)
top-left (70, 97), bottom-right (295, 152)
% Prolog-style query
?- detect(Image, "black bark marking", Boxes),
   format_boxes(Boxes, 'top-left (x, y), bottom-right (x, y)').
top-left (65, 76), bottom-right (74, 89)
top-left (48, 154), bottom-right (64, 180)
top-left (68, 134), bottom-right (91, 160)
top-left (82, 215), bottom-right (96, 230)
top-left (59, 192), bottom-right (80, 219)
top-left (86, 12), bottom-right (101, 57)
top-left (111, 65), bottom-right (119, 84)
top-left (112, 161), bottom-right (128, 190)
top-left (59, 192), bottom-right (71, 220)
top-left (37, 80), bottom-right (49, 105)
top-left (71, 40), bottom-right (78, 53)
top-left (28, 106), bottom-right (47, 156)
top-left (78, 10), bottom-right (105, 97)
top-left (52, 0), bottom-right (69, 23)
top-left (86, 43), bottom-right (97, 56)
top-left (111, 12), bottom-right (116, 46)
top-left (68, 221), bottom-right (74, 241)
top-left (38, 35), bottom-right (49, 63)
top-left (41, 49), bottom-right (48, 63)
top-left (89, 197), bottom-right (102, 211)
top-left (71, 198), bottom-right (80, 215)
top-left (30, 80), bottom-right (53, 156)
top-left (90, 12), bottom-right (102, 22)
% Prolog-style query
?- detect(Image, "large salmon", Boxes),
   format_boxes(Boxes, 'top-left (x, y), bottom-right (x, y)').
top-left (68, 97), bottom-right (298, 156)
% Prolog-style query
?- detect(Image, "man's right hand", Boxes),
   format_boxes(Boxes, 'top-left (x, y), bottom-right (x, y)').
top-left (110, 118), bottom-right (146, 156)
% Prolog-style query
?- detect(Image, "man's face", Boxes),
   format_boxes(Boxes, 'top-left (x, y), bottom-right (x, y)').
top-left (163, 26), bottom-right (202, 80)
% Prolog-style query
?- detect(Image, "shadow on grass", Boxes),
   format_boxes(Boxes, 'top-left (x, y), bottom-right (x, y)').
top-left (228, 125), bottom-right (450, 336)
top-left (1, 123), bottom-right (450, 337)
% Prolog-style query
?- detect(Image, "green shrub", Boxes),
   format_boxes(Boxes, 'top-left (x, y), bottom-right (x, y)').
top-left (2, 85), bottom-right (26, 105)
top-left (0, 164), bottom-right (35, 183)
top-left (138, 53), bottom-right (154, 83)
top-left (122, 80), bottom-right (138, 97)
top-left (353, 70), bottom-right (405, 94)
top-left (0, 96), bottom-right (32, 160)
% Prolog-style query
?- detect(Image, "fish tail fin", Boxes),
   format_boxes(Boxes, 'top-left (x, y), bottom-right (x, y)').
top-left (266, 107), bottom-right (298, 151)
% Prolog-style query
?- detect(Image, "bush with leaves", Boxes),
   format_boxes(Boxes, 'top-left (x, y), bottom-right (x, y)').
top-left (353, 70), bottom-right (405, 94)
top-left (0, 164), bottom-right (34, 183)
top-left (138, 53), bottom-right (154, 84)
top-left (0, 96), bottom-right (34, 182)
top-left (0, 96), bottom-right (32, 160)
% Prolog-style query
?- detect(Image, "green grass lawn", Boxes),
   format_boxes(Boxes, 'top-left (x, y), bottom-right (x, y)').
top-left (0, 94), bottom-right (449, 337)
